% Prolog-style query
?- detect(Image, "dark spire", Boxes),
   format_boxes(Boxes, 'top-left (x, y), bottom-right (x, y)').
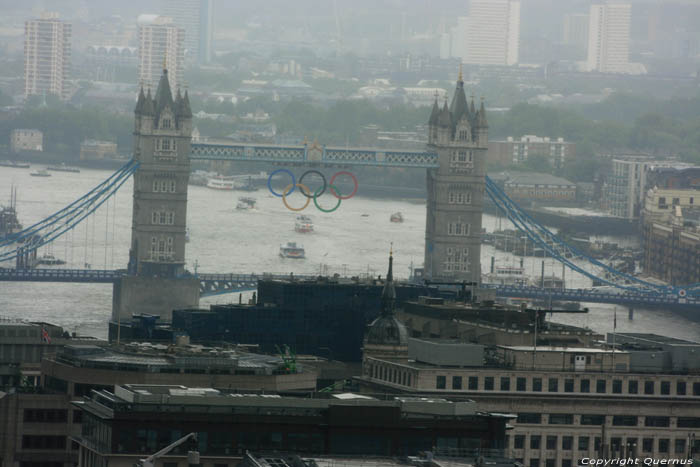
top-left (153, 68), bottom-right (174, 121)
top-left (135, 86), bottom-right (146, 114)
top-left (181, 90), bottom-right (192, 118)
top-left (380, 247), bottom-right (396, 317)
top-left (143, 88), bottom-right (155, 116)
top-left (449, 66), bottom-right (468, 123)
top-left (428, 93), bottom-right (439, 125)
top-left (469, 93), bottom-right (476, 117)
top-left (477, 98), bottom-right (488, 128)
top-left (438, 99), bottom-right (452, 127)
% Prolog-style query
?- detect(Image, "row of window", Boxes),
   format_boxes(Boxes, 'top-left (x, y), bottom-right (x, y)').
top-left (152, 180), bottom-right (176, 193)
top-left (448, 191), bottom-right (472, 204)
top-left (21, 435), bottom-right (67, 450)
top-left (434, 374), bottom-right (700, 396)
top-left (150, 236), bottom-right (174, 261)
top-left (156, 138), bottom-right (176, 152)
top-left (447, 222), bottom-right (470, 236)
top-left (151, 211), bottom-right (175, 225)
top-left (370, 365), bottom-right (412, 387)
top-left (515, 413), bottom-right (700, 428)
top-left (444, 247), bottom-right (470, 273)
top-left (513, 434), bottom-right (695, 456)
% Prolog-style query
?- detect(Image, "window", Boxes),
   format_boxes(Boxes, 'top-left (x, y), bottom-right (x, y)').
top-left (152, 212), bottom-right (158, 224)
top-left (514, 435), bottom-right (525, 449)
top-left (436, 376), bottom-right (446, 389)
top-left (675, 439), bottom-right (686, 454)
top-left (500, 377), bottom-right (510, 391)
top-left (169, 180), bottom-right (176, 192)
top-left (644, 381), bottom-right (655, 395)
top-left (660, 381), bottom-right (670, 395)
top-left (546, 436), bottom-right (557, 450)
top-left (658, 439), bottom-right (669, 454)
top-left (517, 377), bottom-right (526, 391)
top-left (677, 381), bottom-right (686, 395)
top-left (676, 417), bottom-right (700, 428)
top-left (673, 197), bottom-right (680, 205)
top-left (564, 379), bottom-right (574, 393)
top-left (578, 436), bottom-right (589, 451)
top-left (452, 376), bottom-right (462, 390)
top-left (580, 379), bottom-right (590, 393)
top-left (562, 436), bottom-right (573, 451)
top-left (628, 380), bottom-right (638, 394)
top-left (580, 414), bottom-right (605, 425)
top-left (459, 130), bottom-right (469, 141)
top-left (530, 435), bottom-right (541, 450)
top-left (658, 197), bottom-right (666, 207)
top-left (21, 436), bottom-right (66, 450)
top-left (596, 379), bottom-right (606, 394)
top-left (153, 180), bottom-right (159, 192)
top-left (611, 438), bottom-right (622, 453)
top-left (517, 413), bottom-right (542, 424)
top-left (694, 382), bottom-right (700, 395)
top-left (549, 414), bottom-right (573, 425)
top-left (642, 438), bottom-right (653, 453)
top-left (167, 212), bottom-right (174, 225)
top-left (484, 376), bottom-right (494, 390)
top-left (645, 416), bottom-right (670, 427)
top-left (548, 378), bottom-right (558, 392)
top-left (612, 380), bottom-right (622, 394)
top-left (613, 415), bottom-right (637, 426)
top-left (595, 437), bottom-right (602, 452)
top-left (530, 459), bottom-right (540, 467)
top-left (533, 378), bottom-right (542, 392)
top-left (562, 460), bottom-right (572, 467)
top-left (447, 222), bottom-right (470, 236)
top-left (468, 376), bottom-right (478, 390)
top-left (161, 138), bottom-right (171, 151)
top-left (546, 460), bottom-right (555, 467)
top-left (161, 119), bottom-right (171, 129)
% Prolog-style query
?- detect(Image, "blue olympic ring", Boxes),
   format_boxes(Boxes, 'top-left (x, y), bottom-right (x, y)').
top-left (268, 169), bottom-right (296, 197)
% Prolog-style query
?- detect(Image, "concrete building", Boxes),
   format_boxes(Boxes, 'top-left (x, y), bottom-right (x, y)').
top-left (10, 129), bottom-right (43, 153)
top-left (586, 3), bottom-right (633, 73)
top-left (72, 384), bottom-right (511, 465)
top-left (162, 0), bottom-right (214, 63)
top-left (23, 13), bottom-right (71, 100)
top-left (488, 135), bottom-right (575, 169)
top-left (79, 140), bottom-right (117, 161)
top-left (137, 15), bottom-right (185, 91)
top-left (503, 173), bottom-right (577, 203)
top-left (424, 75), bottom-right (488, 283)
top-left (562, 14), bottom-right (589, 49)
top-left (112, 68), bottom-right (199, 322)
top-left (643, 214), bottom-right (700, 286)
top-left (457, 0), bottom-right (520, 66)
top-left (642, 166), bottom-right (700, 224)
top-left (605, 156), bottom-right (654, 219)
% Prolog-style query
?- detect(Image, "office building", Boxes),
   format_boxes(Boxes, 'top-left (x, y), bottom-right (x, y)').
top-left (137, 15), bottom-right (185, 91)
top-left (586, 3), bottom-right (632, 73)
top-left (162, 0), bottom-right (214, 63)
top-left (488, 135), bottom-right (576, 169)
top-left (563, 14), bottom-right (589, 49)
top-left (23, 13), bottom-right (72, 100)
top-left (457, 0), bottom-right (520, 66)
top-left (605, 156), bottom-right (654, 219)
top-left (72, 384), bottom-right (512, 464)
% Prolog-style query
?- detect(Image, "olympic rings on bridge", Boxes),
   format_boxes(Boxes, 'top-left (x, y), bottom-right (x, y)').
top-left (267, 170), bottom-right (358, 212)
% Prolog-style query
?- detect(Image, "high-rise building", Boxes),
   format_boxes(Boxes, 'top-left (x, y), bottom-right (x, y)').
top-left (23, 13), bottom-right (71, 100)
top-left (586, 2), bottom-right (632, 73)
top-left (563, 13), bottom-right (589, 49)
top-left (457, 0), bottom-right (520, 66)
top-left (162, 0), bottom-right (214, 63)
top-left (137, 15), bottom-right (185, 91)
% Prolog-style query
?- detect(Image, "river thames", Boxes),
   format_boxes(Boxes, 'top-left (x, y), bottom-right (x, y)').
top-left (1, 166), bottom-right (699, 341)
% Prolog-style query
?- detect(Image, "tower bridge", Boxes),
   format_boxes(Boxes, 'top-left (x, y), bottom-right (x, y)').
top-left (1, 67), bottom-right (698, 319)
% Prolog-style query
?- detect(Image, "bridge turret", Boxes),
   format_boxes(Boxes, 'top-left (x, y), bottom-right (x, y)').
top-left (424, 72), bottom-right (488, 284)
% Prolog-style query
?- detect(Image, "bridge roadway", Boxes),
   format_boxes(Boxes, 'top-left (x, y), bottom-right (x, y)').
top-left (190, 141), bottom-right (439, 168)
top-left (1, 268), bottom-right (696, 310)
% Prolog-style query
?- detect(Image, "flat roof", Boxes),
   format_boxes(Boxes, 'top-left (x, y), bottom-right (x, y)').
top-left (615, 333), bottom-right (700, 345)
top-left (500, 346), bottom-right (626, 354)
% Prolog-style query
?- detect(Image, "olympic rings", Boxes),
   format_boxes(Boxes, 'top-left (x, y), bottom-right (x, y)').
top-left (329, 171), bottom-right (358, 199)
top-left (313, 184), bottom-right (342, 213)
top-left (281, 183), bottom-right (312, 211)
top-left (299, 170), bottom-right (326, 198)
top-left (267, 170), bottom-right (357, 212)
top-left (268, 169), bottom-right (296, 197)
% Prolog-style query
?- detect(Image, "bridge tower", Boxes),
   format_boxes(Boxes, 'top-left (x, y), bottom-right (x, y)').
top-left (111, 67), bottom-right (199, 326)
top-left (424, 72), bottom-right (488, 284)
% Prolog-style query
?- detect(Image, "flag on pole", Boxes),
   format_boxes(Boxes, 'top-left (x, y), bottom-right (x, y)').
top-left (41, 327), bottom-right (51, 344)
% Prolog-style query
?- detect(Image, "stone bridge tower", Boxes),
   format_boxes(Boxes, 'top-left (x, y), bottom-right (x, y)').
top-left (111, 67), bottom-right (199, 328)
top-left (424, 72), bottom-right (488, 284)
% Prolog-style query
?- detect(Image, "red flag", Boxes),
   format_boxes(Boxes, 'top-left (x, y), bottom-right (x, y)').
top-left (41, 327), bottom-right (51, 344)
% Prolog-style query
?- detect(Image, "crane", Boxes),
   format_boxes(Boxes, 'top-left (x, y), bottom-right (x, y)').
top-left (136, 432), bottom-right (199, 467)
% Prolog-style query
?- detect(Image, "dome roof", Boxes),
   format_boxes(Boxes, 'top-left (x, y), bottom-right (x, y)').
top-left (366, 315), bottom-right (408, 346)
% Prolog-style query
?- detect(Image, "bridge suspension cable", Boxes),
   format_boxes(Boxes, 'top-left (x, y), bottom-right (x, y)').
top-left (0, 160), bottom-right (138, 263)
top-left (484, 175), bottom-right (694, 297)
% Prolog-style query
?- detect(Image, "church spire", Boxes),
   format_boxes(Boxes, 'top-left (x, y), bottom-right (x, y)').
top-left (380, 246), bottom-right (396, 317)
top-left (428, 91), bottom-right (440, 125)
top-left (135, 86), bottom-right (146, 114)
top-left (450, 64), bottom-right (468, 124)
top-left (477, 97), bottom-right (488, 128)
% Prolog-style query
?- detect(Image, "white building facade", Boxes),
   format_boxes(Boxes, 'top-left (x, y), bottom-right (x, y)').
top-left (586, 3), bottom-right (632, 73)
top-left (455, 0), bottom-right (520, 66)
top-left (24, 13), bottom-right (71, 100)
top-left (137, 15), bottom-right (185, 92)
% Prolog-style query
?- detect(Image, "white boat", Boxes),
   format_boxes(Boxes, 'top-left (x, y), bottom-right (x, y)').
top-left (390, 212), bottom-right (404, 223)
top-left (37, 254), bottom-right (66, 265)
top-left (280, 242), bottom-right (305, 259)
top-left (206, 175), bottom-right (236, 190)
top-left (236, 197), bottom-right (257, 210)
top-left (30, 169), bottom-right (51, 177)
top-left (295, 215), bottom-right (314, 233)
top-left (483, 265), bottom-right (529, 286)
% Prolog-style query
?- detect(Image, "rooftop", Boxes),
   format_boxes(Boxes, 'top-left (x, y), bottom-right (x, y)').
top-left (503, 172), bottom-right (576, 187)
